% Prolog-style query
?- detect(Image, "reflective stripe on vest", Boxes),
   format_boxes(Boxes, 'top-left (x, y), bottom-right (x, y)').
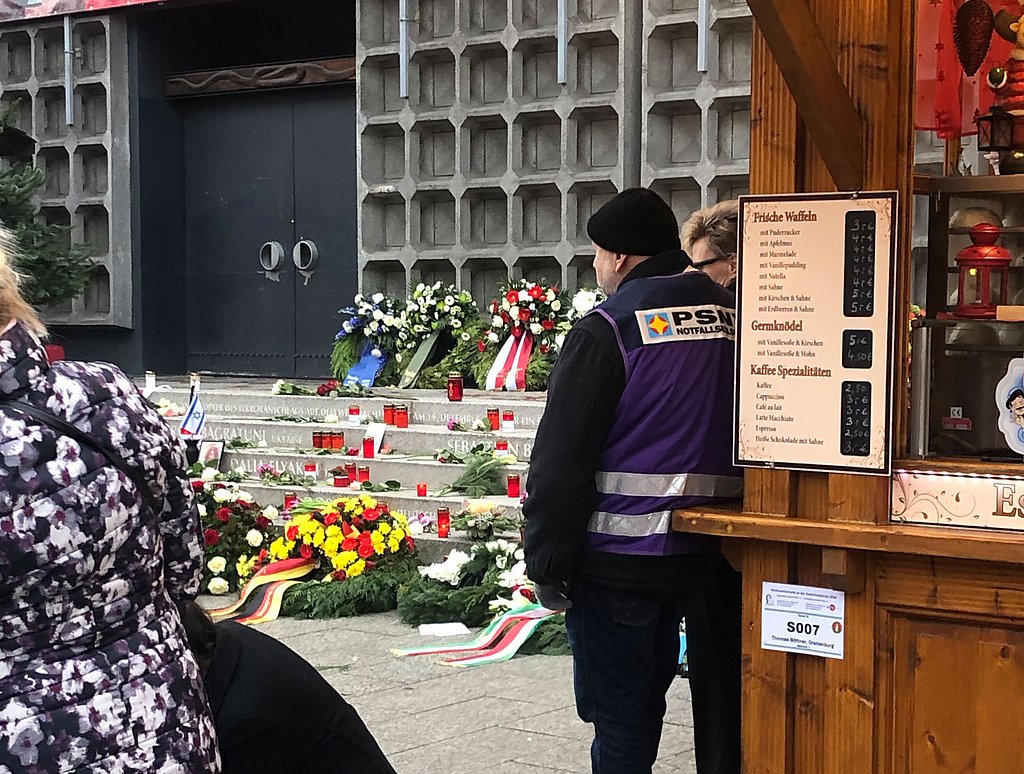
top-left (587, 510), bottom-right (674, 538)
top-left (595, 471), bottom-right (744, 499)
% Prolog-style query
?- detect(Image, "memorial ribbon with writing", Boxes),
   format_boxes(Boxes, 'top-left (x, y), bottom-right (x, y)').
top-left (485, 332), bottom-right (533, 391)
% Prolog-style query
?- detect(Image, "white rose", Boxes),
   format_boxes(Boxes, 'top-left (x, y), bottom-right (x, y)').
top-left (354, 293), bottom-right (364, 304)
top-left (573, 291), bottom-right (597, 314)
top-left (197, 504), bottom-right (207, 517)
top-left (373, 309), bottom-right (385, 321)
top-left (271, 379), bottom-right (285, 395)
top-left (492, 315), bottom-right (504, 327)
top-left (407, 303), bottom-right (419, 312)
top-left (236, 491), bottom-right (253, 503)
top-left (262, 505), bottom-right (279, 521)
top-left (364, 328), bottom-right (373, 337)
top-left (487, 331), bottom-right (500, 342)
top-left (518, 289), bottom-right (530, 302)
top-left (371, 348), bottom-right (383, 358)
top-left (324, 413), bottom-right (340, 423)
top-left (207, 577), bottom-right (230, 595)
top-left (370, 321), bottom-right (381, 332)
top-left (550, 300), bottom-right (561, 312)
top-left (213, 489), bottom-right (233, 503)
top-left (246, 529), bottom-right (264, 547)
top-left (546, 289), bottom-right (555, 301)
top-left (201, 468), bottom-right (218, 482)
top-left (416, 282), bottom-right (425, 291)
top-left (500, 300), bottom-right (511, 311)
top-left (529, 322), bottom-right (543, 335)
top-left (372, 292), bottom-right (384, 303)
top-left (509, 305), bottom-right (520, 318)
top-left (207, 556), bottom-right (227, 574)
top-left (383, 315), bottom-right (396, 327)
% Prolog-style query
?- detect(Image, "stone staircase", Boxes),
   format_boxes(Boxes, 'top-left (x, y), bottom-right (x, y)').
top-left (152, 378), bottom-right (545, 526)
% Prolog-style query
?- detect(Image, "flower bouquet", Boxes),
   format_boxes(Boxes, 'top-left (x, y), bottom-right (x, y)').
top-left (553, 287), bottom-right (606, 351)
top-left (193, 479), bottom-right (276, 595)
top-left (473, 279), bottom-right (568, 391)
top-left (398, 283), bottom-right (478, 384)
top-left (330, 292), bottom-right (406, 387)
top-left (451, 499), bottom-right (524, 541)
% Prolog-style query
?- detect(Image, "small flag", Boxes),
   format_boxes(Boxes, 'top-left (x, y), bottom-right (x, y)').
top-left (180, 392), bottom-right (207, 437)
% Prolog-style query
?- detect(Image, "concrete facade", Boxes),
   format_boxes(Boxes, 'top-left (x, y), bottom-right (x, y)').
top-left (356, 0), bottom-right (753, 303)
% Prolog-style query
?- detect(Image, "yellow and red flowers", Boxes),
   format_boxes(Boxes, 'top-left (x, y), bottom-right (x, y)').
top-left (268, 493), bottom-right (416, 582)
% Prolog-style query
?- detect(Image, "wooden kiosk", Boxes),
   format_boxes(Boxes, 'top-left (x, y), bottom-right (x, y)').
top-left (674, 1), bottom-right (1024, 772)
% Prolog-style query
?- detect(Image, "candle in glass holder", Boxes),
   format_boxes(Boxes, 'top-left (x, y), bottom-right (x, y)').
top-left (506, 474), bottom-right (521, 499)
top-left (383, 404), bottom-right (396, 425)
top-left (304, 463), bottom-right (318, 477)
top-left (416, 482), bottom-right (427, 498)
top-left (487, 407), bottom-right (500, 431)
top-left (333, 474), bottom-right (350, 488)
top-left (348, 405), bottom-right (361, 425)
top-left (447, 373), bottom-right (464, 402)
top-left (283, 492), bottom-right (299, 511)
top-left (330, 431), bottom-right (346, 450)
top-left (344, 461), bottom-right (357, 480)
top-left (357, 465), bottom-right (370, 483)
top-left (436, 507), bottom-right (451, 538)
top-left (361, 435), bottom-right (375, 459)
top-left (502, 410), bottom-right (515, 432)
top-left (395, 405), bottom-right (410, 428)
top-left (495, 438), bottom-right (509, 453)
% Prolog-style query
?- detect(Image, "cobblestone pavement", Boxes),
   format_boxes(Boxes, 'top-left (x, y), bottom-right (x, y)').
top-left (256, 612), bottom-right (697, 774)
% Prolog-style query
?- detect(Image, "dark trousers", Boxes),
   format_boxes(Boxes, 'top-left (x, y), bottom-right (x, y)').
top-left (565, 557), bottom-right (741, 774)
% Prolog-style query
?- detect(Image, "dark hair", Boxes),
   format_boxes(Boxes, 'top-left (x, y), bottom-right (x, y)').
top-left (178, 600), bottom-right (218, 661)
top-left (1007, 389), bottom-right (1024, 410)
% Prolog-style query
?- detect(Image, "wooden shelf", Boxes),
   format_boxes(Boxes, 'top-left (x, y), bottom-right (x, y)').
top-left (914, 173), bottom-right (1024, 196)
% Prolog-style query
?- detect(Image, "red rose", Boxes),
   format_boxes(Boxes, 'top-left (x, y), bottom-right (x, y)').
top-left (505, 290), bottom-right (519, 304)
top-left (342, 538), bottom-right (358, 551)
top-left (203, 529), bottom-right (219, 546)
top-left (512, 326), bottom-right (523, 338)
top-left (477, 340), bottom-right (486, 352)
top-left (333, 569), bottom-right (347, 581)
top-left (324, 512), bottom-right (339, 526)
top-left (326, 379), bottom-right (338, 390)
top-left (299, 543), bottom-right (313, 559)
top-left (256, 516), bottom-right (271, 529)
top-left (541, 319), bottom-right (555, 330)
top-left (358, 542), bottom-right (375, 559)
top-left (286, 525), bottom-right (299, 541)
top-left (528, 285), bottom-right (545, 299)
top-left (501, 312), bottom-right (511, 324)
top-left (216, 507), bottom-right (231, 523)
top-left (540, 344), bottom-right (550, 354)
top-left (190, 480), bottom-right (204, 492)
top-left (316, 384), bottom-right (329, 397)
top-left (347, 448), bottom-right (358, 456)
top-left (518, 309), bottom-right (531, 322)
top-left (362, 508), bottom-right (379, 522)
top-left (213, 483), bottom-right (226, 490)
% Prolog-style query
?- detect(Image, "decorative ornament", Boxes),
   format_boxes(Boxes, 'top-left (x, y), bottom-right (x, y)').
top-left (995, 358), bottom-right (1024, 456)
top-left (954, 0), bottom-right (995, 77)
top-left (953, 223), bottom-right (1011, 319)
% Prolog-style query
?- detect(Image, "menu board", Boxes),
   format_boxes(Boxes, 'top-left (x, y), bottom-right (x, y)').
top-left (734, 192), bottom-right (897, 475)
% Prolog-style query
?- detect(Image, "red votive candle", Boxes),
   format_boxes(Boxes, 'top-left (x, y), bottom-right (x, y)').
top-left (330, 431), bottom-right (345, 450)
top-left (345, 461), bottom-right (358, 480)
top-left (437, 507), bottom-right (451, 538)
top-left (313, 431), bottom-right (325, 449)
top-left (383, 404), bottom-right (396, 425)
top-left (348, 405), bottom-right (361, 425)
top-left (417, 482), bottom-right (427, 498)
top-left (304, 463), bottom-right (318, 476)
top-left (357, 465), bottom-right (370, 483)
top-left (506, 474), bottom-right (521, 499)
top-left (495, 438), bottom-right (509, 453)
top-left (283, 491), bottom-right (298, 511)
top-left (362, 435), bottom-right (375, 458)
top-left (333, 474), bottom-right (350, 488)
top-left (502, 410), bottom-right (515, 431)
top-left (487, 407), bottom-right (500, 431)
top-left (447, 373), bottom-right (464, 402)
top-left (395, 405), bottom-right (410, 429)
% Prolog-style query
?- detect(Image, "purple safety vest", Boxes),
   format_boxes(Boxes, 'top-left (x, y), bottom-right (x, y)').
top-left (586, 270), bottom-right (743, 556)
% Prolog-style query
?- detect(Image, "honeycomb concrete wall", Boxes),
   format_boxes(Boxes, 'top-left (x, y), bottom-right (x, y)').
top-left (356, 0), bottom-right (752, 301)
top-left (0, 15), bottom-right (131, 326)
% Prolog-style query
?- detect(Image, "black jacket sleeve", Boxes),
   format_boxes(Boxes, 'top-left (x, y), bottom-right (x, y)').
top-left (523, 316), bottom-right (625, 586)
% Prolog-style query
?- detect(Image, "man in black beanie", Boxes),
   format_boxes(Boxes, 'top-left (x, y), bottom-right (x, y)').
top-left (525, 187), bottom-right (742, 774)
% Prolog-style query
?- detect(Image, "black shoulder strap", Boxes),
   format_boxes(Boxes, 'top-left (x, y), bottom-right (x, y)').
top-left (0, 399), bottom-right (162, 517)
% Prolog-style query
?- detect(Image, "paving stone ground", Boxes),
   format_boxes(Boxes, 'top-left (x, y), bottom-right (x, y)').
top-left (257, 612), bottom-right (698, 774)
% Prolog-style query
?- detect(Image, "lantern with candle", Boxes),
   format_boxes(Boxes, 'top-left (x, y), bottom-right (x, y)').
top-left (953, 223), bottom-right (1011, 319)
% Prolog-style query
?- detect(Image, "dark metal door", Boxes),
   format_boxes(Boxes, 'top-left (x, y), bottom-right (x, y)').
top-left (184, 92), bottom-right (297, 375)
top-left (292, 84), bottom-right (358, 378)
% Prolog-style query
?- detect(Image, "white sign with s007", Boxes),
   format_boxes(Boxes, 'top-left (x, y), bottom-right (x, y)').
top-left (760, 581), bottom-right (845, 660)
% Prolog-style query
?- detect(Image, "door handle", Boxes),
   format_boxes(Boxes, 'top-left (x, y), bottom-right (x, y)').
top-left (259, 241), bottom-right (284, 282)
top-left (293, 240), bottom-right (319, 285)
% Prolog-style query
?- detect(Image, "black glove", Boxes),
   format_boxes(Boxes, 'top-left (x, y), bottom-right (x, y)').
top-left (535, 582), bottom-right (573, 611)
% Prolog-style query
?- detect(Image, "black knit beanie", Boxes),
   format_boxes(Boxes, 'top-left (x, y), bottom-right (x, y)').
top-left (586, 187), bottom-right (681, 256)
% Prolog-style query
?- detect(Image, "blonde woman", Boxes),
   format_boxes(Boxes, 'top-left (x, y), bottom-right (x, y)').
top-left (0, 229), bottom-right (220, 772)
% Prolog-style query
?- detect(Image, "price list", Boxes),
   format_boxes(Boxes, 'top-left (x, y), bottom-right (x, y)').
top-left (735, 192), bottom-right (896, 475)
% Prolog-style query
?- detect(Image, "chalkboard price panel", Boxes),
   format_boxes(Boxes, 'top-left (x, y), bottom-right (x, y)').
top-left (840, 381), bottom-right (872, 457)
top-left (842, 329), bottom-right (873, 369)
top-left (843, 211), bottom-right (876, 317)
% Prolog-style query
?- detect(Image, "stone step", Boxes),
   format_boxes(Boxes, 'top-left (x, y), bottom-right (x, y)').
top-left (150, 384), bottom-right (548, 429)
top-left (169, 417), bottom-right (537, 461)
top-left (221, 448), bottom-right (529, 490)
top-left (236, 481), bottom-right (524, 521)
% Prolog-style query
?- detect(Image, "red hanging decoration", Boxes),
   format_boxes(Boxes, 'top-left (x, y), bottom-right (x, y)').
top-left (954, 0), bottom-right (996, 76)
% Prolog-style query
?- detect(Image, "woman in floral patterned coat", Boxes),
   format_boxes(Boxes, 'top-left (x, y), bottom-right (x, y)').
top-left (0, 229), bottom-right (220, 772)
